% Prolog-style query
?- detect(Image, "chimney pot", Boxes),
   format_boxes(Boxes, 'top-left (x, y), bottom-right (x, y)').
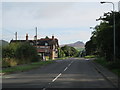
top-left (52, 35), bottom-right (54, 39)
top-left (26, 33), bottom-right (28, 40)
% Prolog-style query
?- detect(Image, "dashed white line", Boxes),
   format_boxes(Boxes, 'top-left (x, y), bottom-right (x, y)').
top-left (51, 61), bottom-right (74, 82)
top-left (68, 64), bottom-right (71, 66)
top-left (64, 67), bottom-right (68, 71)
top-left (68, 61), bottom-right (73, 66)
top-left (52, 73), bottom-right (62, 82)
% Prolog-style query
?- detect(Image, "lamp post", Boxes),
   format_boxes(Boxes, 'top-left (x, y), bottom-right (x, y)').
top-left (100, 2), bottom-right (116, 61)
top-left (119, 1), bottom-right (120, 12)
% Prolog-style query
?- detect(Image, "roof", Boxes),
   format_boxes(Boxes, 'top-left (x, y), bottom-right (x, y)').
top-left (10, 38), bottom-right (59, 47)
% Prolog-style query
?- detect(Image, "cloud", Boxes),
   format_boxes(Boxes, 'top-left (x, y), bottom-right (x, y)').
top-left (2, 2), bottom-right (118, 44)
top-left (2, 2), bottom-right (102, 29)
top-left (56, 30), bottom-right (91, 44)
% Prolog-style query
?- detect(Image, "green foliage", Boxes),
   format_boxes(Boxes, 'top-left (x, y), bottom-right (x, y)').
top-left (2, 42), bottom-right (39, 67)
top-left (85, 11), bottom-right (120, 61)
top-left (84, 55), bottom-right (96, 58)
top-left (45, 36), bottom-right (49, 39)
top-left (85, 40), bottom-right (97, 55)
top-left (94, 58), bottom-right (120, 77)
top-left (15, 42), bottom-right (39, 63)
top-left (58, 48), bottom-right (65, 58)
top-left (61, 45), bottom-right (78, 57)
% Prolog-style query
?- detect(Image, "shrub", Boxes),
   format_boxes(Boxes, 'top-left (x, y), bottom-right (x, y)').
top-left (2, 42), bottom-right (39, 67)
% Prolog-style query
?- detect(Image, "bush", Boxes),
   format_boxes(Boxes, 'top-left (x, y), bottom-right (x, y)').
top-left (15, 42), bottom-right (39, 63)
top-left (58, 48), bottom-right (65, 58)
top-left (61, 45), bottom-right (78, 57)
top-left (2, 42), bottom-right (39, 67)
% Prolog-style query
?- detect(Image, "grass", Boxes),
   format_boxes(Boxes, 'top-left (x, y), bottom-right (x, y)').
top-left (94, 57), bottom-right (120, 77)
top-left (54, 57), bottom-right (69, 60)
top-left (1, 61), bottom-right (54, 74)
top-left (84, 55), bottom-right (96, 58)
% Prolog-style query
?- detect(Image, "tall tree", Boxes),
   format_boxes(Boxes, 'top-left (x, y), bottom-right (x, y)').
top-left (85, 11), bottom-right (120, 61)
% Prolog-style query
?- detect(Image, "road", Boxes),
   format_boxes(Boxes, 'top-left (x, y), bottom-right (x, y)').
top-left (2, 58), bottom-right (118, 89)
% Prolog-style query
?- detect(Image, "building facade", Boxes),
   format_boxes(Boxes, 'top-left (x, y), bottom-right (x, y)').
top-left (10, 34), bottom-right (59, 60)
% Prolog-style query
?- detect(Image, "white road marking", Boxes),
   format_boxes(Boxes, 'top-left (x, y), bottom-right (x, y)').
top-left (68, 64), bottom-right (71, 66)
top-left (68, 61), bottom-right (73, 67)
top-left (52, 73), bottom-right (62, 82)
top-left (64, 67), bottom-right (68, 71)
top-left (51, 61), bottom-right (74, 82)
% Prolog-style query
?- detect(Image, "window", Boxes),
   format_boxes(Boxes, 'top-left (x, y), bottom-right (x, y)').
top-left (30, 43), bottom-right (33, 45)
top-left (45, 43), bottom-right (48, 46)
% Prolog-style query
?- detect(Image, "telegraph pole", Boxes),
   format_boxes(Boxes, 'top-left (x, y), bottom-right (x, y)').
top-left (35, 27), bottom-right (37, 46)
top-left (15, 32), bottom-right (17, 40)
top-left (118, 1), bottom-right (120, 13)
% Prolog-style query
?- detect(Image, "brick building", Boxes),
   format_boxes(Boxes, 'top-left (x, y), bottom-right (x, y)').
top-left (10, 34), bottom-right (59, 60)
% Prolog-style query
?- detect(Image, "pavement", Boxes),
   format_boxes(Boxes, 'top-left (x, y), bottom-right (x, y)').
top-left (1, 58), bottom-right (119, 89)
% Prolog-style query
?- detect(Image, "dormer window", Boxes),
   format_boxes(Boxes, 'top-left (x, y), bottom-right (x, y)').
top-left (45, 42), bottom-right (48, 46)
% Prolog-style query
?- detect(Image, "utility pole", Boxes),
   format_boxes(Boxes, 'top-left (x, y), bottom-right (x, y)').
top-left (35, 27), bottom-right (37, 46)
top-left (15, 32), bottom-right (17, 40)
top-left (118, 1), bottom-right (120, 13)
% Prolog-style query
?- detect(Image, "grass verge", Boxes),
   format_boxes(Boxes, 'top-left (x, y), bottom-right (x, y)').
top-left (84, 55), bottom-right (96, 58)
top-left (54, 57), bottom-right (69, 60)
top-left (94, 57), bottom-right (120, 77)
top-left (1, 61), bottom-right (54, 75)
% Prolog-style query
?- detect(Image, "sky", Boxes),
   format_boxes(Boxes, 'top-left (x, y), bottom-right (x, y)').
top-left (1, 0), bottom-right (119, 45)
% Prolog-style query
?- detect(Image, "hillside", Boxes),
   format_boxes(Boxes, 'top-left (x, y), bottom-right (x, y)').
top-left (60, 41), bottom-right (85, 50)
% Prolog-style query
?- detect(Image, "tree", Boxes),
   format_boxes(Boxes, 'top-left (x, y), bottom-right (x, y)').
top-left (2, 42), bottom-right (39, 67)
top-left (61, 45), bottom-right (78, 57)
top-left (85, 11), bottom-right (120, 61)
top-left (58, 48), bottom-right (65, 58)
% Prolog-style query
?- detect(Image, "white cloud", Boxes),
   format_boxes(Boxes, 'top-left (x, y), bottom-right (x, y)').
top-left (3, 2), bottom-right (102, 29)
top-left (2, 0), bottom-right (119, 2)
top-left (2, 2), bottom-right (118, 44)
top-left (55, 29), bottom-right (91, 44)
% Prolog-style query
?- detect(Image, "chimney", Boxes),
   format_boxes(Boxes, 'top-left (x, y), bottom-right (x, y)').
top-left (26, 33), bottom-right (28, 40)
top-left (52, 35), bottom-right (54, 39)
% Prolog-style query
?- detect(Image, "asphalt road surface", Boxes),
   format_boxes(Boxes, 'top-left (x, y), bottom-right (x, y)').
top-left (2, 58), bottom-right (118, 89)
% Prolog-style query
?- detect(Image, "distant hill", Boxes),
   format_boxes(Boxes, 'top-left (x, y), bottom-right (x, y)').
top-left (60, 41), bottom-right (85, 50)
top-left (0, 40), bottom-right (9, 46)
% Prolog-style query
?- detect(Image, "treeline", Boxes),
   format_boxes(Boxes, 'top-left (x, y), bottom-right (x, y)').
top-left (85, 11), bottom-right (120, 61)
top-left (2, 42), bottom-right (39, 67)
top-left (58, 45), bottom-right (79, 58)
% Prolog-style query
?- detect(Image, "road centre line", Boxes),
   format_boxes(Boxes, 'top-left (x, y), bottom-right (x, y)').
top-left (52, 73), bottom-right (62, 82)
top-left (64, 67), bottom-right (68, 71)
top-left (68, 64), bottom-right (71, 66)
top-left (68, 61), bottom-right (73, 66)
top-left (51, 61), bottom-right (74, 82)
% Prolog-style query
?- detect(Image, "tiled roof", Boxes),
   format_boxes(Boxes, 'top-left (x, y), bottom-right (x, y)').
top-left (10, 38), bottom-right (59, 47)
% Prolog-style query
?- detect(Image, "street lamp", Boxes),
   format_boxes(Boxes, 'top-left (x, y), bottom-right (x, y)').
top-left (119, 1), bottom-right (120, 12)
top-left (100, 2), bottom-right (116, 61)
